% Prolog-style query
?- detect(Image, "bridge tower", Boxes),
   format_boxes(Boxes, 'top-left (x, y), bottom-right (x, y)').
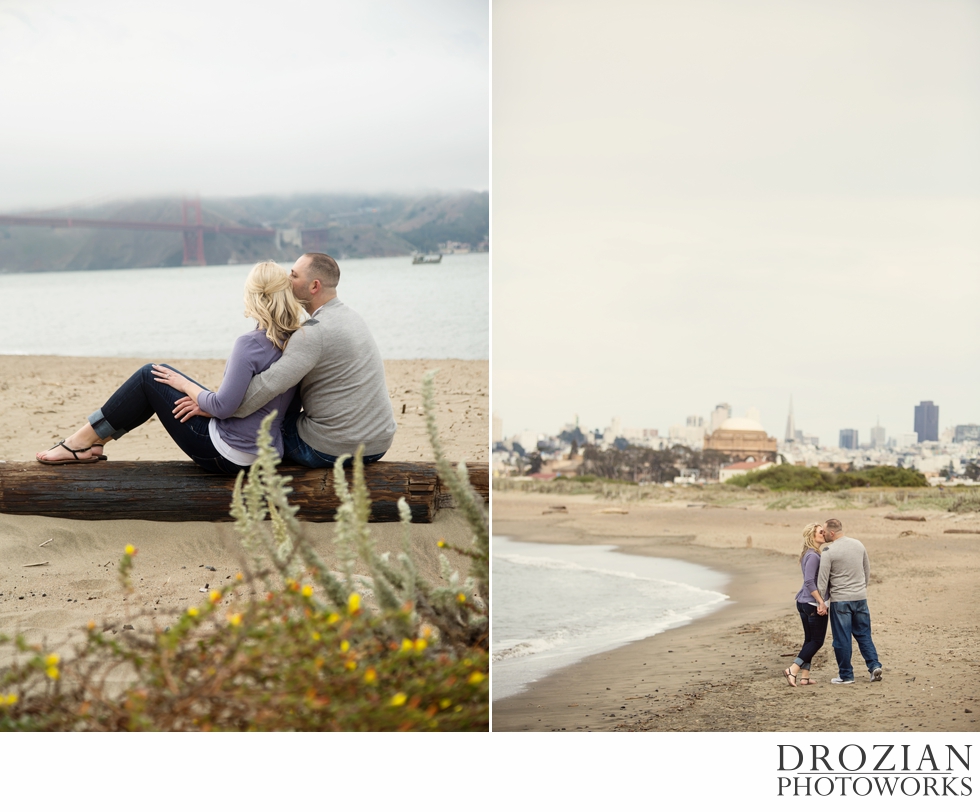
top-left (181, 197), bottom-right (206, 266)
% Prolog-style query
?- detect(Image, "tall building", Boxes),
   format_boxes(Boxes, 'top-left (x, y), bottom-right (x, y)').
top-left (710, 403), bottom-right (732, 433)
top-left (785, 397), bottom-right (796, 442)
top-left (839, 429), bottom-right (859, 450)
top-left (492, 412), bottom-right (503, 444)
top-left (870, 418), bottom-right (886, 448)
top-left (914, 401), bottom-right (939, 443)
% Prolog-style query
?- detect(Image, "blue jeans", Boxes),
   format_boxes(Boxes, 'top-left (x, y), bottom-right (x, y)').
top-left (795, 601), bottom-right (828, 671)
top-left (281, 412), bottom-right (387, 469)
top-left (88, 364), bottom-right (247, 476)
top-left (829, 599), bottom-right (881, 681)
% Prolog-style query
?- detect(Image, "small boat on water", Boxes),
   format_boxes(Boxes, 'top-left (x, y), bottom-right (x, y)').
top-left (411, 253), bottom-right (442, 264)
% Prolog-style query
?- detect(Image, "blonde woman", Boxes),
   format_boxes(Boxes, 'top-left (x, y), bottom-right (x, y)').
top-left (784, 522), bottom-right (831, 687)
top-left (36, 262), bottom-right (304, 474)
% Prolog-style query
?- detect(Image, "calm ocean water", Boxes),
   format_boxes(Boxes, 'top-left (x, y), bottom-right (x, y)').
top-left (491, 536), bottom-right (731, 702)
top-left (0, 253), bottom-right (488, 359)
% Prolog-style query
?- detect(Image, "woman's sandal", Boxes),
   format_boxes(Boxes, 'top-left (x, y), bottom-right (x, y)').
top-left (36, 440), bottom-right (103, 465)
top-left (784, 668), bottom-right (798, 687)
top-left (798, 677), bottom-right (816, 686)
top-left (91, 443), bottom-right (108, 460)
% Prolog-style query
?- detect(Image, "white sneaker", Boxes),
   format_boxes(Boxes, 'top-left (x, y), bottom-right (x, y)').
top-left (871, 667), bottom-right (883, 682)
top-left (830, 677), bottom-right (854, 685)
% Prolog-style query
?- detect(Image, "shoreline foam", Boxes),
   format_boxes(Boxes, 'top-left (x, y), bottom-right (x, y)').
top-left (490, 491), bottom-right (978, 732)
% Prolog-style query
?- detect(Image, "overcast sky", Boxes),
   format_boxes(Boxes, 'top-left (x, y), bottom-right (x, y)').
top-left (0, 0), bottom-right (488, 210)
top-left (493, 0), bottom-right (980, 447)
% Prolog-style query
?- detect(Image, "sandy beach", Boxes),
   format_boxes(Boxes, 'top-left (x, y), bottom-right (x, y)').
top-left (0, 355), bottom-right (487, 656)
top-left (491, 491), bottom-right (979, 732)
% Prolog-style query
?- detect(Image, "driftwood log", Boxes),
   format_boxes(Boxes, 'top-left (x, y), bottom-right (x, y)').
top-left (0, 461), bottom-right (488, 524)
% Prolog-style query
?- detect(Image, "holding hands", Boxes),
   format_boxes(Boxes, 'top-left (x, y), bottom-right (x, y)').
top-left (173, 395), bottom-right (212, 422)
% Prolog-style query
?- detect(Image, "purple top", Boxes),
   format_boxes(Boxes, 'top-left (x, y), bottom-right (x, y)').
top-left (794, 549), bottom-right (823, 604)
top-left (198, 330), bottom-right (297, 458)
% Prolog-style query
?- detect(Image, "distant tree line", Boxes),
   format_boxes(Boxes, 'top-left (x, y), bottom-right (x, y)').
top-left (580, 444), bottom-right (731, 483)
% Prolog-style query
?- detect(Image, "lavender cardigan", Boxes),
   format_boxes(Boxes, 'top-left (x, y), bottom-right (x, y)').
top-left (198, 330), bottom-right (297, 458)
top-left (794, 549), bottom-right (825, 605)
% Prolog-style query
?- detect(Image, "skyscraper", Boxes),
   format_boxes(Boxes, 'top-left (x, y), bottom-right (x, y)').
top-left (839, 429), bottom-right (859, 449)
top-left (870, 418), bottom-right (886, 448)
top-left (785, 396), bottom-right (796, 442)
top-left (914, 401), bottom-right (939, 443)
top-left (710, 403), bottom-right (732, 433)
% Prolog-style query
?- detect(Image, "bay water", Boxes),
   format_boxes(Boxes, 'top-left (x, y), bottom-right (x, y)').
top-left (492, 536), bottom-right (731, 702)
top-left (0, 253), bottom-right (488, 360)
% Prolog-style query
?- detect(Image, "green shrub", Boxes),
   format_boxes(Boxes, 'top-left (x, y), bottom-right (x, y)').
top-left (836, 466), bottom-right (928, 488)
top-left (726, 464), bottom-right (928, 492)
top-left (726, 465), bottom-right (839, 492)
top-left (0, 374), bottom-right (488, 731)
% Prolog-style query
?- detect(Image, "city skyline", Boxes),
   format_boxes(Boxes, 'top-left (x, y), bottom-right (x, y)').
top-left (495, 397), bottom-right (975, 450)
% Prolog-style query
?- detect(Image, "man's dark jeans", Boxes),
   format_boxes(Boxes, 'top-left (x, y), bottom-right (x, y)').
top-left (88, 363), bottom-right (246, 475)
top-left (829, 599), bottom-right (882, 681)
top-left (281, 412), bottom-right (386, 469)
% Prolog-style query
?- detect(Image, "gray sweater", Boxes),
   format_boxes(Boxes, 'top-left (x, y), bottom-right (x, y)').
top-left (816, 536), bottom-right (871, 602)
top-left (231, 298), bottom-right (397, 457)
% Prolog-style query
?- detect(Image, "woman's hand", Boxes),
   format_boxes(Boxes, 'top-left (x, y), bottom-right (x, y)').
top-left (173, 396), bottom-right (213, 423)
top-left (817, 603), bottom-right (828, 616)
top-left (153, 364), bottom-right (192, 394)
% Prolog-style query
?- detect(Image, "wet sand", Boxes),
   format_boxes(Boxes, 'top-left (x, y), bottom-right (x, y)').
top-left (491, 491), bottom-right (979, 732)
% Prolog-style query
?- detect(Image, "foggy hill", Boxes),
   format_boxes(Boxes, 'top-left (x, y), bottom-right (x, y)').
top-left (0, 191), bottom-right (488, 273)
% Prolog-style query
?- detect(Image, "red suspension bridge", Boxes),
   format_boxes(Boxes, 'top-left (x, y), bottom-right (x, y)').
top-left (0, 198), bottom-right (328, 265)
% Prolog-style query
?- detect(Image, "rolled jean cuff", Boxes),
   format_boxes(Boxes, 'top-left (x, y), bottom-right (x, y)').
top-left (88, 408), bottom-right (125, 441)
top-left (794, 657), bottom-right (811, 669)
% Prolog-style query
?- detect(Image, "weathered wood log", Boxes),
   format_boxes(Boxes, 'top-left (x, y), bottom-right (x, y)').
top-left (883, 514), bottom-right (926, 522)
top-left (944, 528), bottom-right (979, 534)
top-left (0, 461), bottom-right (488, 524)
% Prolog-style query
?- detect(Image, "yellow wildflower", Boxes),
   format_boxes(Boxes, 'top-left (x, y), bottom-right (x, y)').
top-left (87, 620), bottom-right (96, 631)
top-left (340, 640), bottom-right (350, 654)
top-left (468, 671), bottom-right (485, 685)
top-left (327, 612), bottom-right (340, 624)
top-left (347, 593), bottom-right (361, 613)
top-left (437, 539), bottom-right (446, 548)
top-left (345, 660), bottom-right (357, 671)
top-left (227, 613), bottom-right (242, 627)
top-left (285, 578), bottom-right (298, 591)
top-left (364, 667), bottom-right (377, 684)
top-left (209, 590), bottom-right (221, 604)
top-left (391, 692), bottom-right (407, 707)
top-left (187, 606), bottom-right (199, 617)
top-left (311, 631), bottom-right (321, 641)
top-left (45, 653), bottom-right (60, 667)
top-left (457, 592), bottom-right (466, 604)
top-left (439, 698), bottom-right (452, 709)
top-left (301, 584), bottom-right (313, 598)
top-left (414, 639), bottom-right (428, 653)
top-left (46, 665), bottom-right (60, 680)
top-left (235, 572), bottom-right (243, 581)
top-left (124, 544), bottom-right (135, 556)
top-left (400, 638), bottom-right (413, 653)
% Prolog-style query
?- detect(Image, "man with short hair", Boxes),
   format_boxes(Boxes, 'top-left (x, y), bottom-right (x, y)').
top-left (817, 518), bottom-right (883, 684)
top-left (199, 252), bottom-right (396, 467)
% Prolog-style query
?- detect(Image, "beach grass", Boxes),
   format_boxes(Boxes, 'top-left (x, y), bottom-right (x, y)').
top-left (1, 381), bottom-right (488, 732)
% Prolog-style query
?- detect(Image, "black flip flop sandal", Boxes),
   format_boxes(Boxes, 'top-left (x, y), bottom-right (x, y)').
top-left (37, 440), bottom-right (102, 465)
